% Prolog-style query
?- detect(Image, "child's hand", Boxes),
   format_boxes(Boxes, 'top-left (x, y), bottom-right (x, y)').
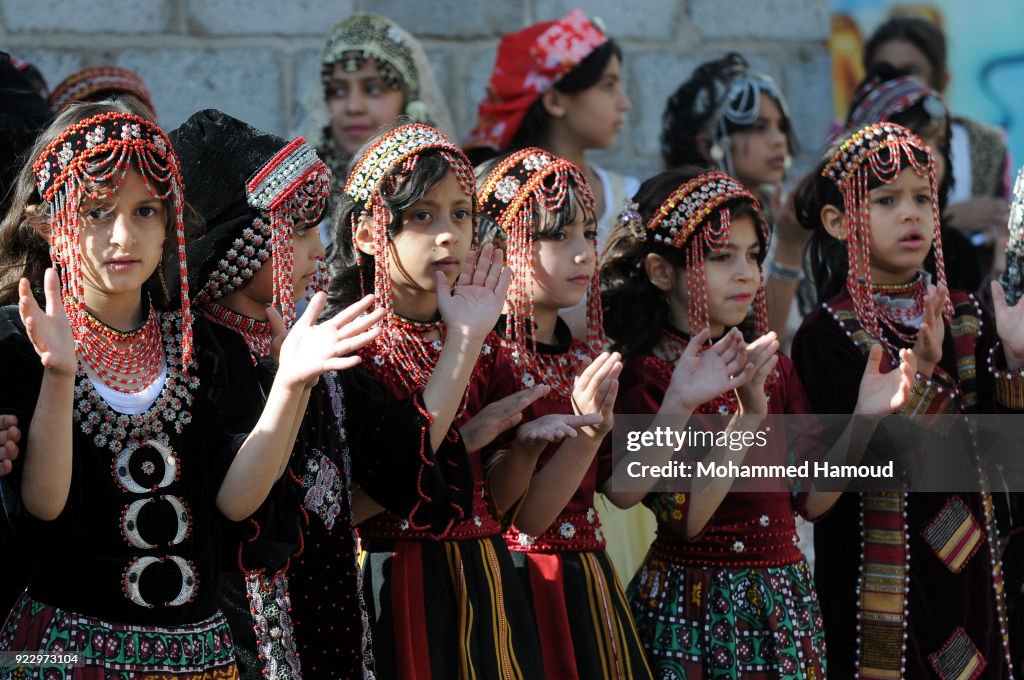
top-left (19, 270), bottom-right (75, 377)
top-left (663, 328), bottom-right (755, 412)
top-left (570, 352), bottom-right (622, 439)
top-left (437, 244), bottom-right (512, 343)
top-left (459, 385), bottom-right (550, 452)
top-left (735, 332), bottom-right (780, 417)
top-left (515, 412), bottom-right (604, 447)
top-left (990, 280), bottom-right (1024, 370)
top-left (912, 284), bottom-right (946, 378)
top-left (275, 293), bottom-right (383, 389)
top-left (0, 414), bottom-right (20, 477)
top-left (855, 345), bottom-right (917, 415)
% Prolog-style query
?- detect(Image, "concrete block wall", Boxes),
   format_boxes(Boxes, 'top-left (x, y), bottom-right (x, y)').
top-left (1, 0), bottom-right (833, 180)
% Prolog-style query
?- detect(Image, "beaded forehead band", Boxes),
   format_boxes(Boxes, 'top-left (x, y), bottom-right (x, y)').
top-left (822, 122), bottom-right (951, 347)
top-left (478, 148), bottom-right (603, 387)
top-left (33, 110), bottom-right (193, 365)
top-left (644, 170), bottom-right (769, 339)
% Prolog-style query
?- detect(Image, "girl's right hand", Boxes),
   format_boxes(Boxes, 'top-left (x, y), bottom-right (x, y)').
top-left (912, 284), bottom-right (946, 378)
top-left (515, 412), bottom-right (604, 447)
top-left (459, 384), bottom-right (550, 452)
top-left (734, 332), bottom-right (780, 416)
top-left (19, 270), bottom-right (76, 377)
top-left (436, 244), bottom-right (512, 342)
top-left (0, 414), bottom-right (20, 476)
top-left (663, 328), bottom-right (755, 413)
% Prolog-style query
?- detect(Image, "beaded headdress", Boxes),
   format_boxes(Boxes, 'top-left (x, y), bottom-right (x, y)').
top-left (32, 109), bottom-right (193, 368)
top-left (477, 147), bottom-right (604, 374)
top-left (344, 123), bottom-right (475, 380)
top-left (48, 66), bottom-right (156, 116)
top-left (641, 170), bottom-right (770, 337)
top-left (822, 122), bottom-right (951, 345)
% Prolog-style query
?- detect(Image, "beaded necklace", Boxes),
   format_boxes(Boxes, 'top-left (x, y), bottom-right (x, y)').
top-left (872, 273), bottom-right (927, 343)
top-left (66, 299), bottom-right (164, 393)
top-left (201, 302), bottom-right (272, 362)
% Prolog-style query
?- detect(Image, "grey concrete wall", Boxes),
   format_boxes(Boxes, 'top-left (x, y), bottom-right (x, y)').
top-left (1, 0), bottom-right (833, 180)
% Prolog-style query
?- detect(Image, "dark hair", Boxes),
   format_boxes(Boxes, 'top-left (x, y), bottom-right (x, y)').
top-left (325, 148), bottom-right (458, 317)
top-left (474, 153), bottom-right (592, 250)
top-left (863, 16), bottom-right (947, 92)
top-left (661, 52), bottom-right (795, 170)
top-left (793, 137), bottom-right (933, 305)
top-left (601, 166), bottom-right (765, 356)
top-left (0, 97), bottom-right (184, 306)
top-left (506, 40), bottom-right (622, 153)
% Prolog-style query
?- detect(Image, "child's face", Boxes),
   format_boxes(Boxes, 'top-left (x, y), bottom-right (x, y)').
top-left (865, 167), bottom-right (935, 284)
top-left (558, 55), bottom-right (631, 150)
top-left (327, 59), bottom-right (405, 157)
top-left (245, 221), bottom-right (327, 304)
top-left (672, 215), bottom-right (761, 336)
top-left (78, 168), bottom-right (166, 302)
top-left (871, 40), bottom-right (940, 91)
top-left (390, 170), bottom-right (474, 294)
top-left (531, 200), bottom-right (598, 310)
top-left (729, 95), bottom-right (789, 188)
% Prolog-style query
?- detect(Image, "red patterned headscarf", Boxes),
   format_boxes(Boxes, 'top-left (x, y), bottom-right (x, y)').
top-left (464, 9), bottom-right (607, 152)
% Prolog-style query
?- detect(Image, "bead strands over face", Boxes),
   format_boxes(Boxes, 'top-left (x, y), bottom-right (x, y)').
top-left (32, 110), bottom-right (194, 387)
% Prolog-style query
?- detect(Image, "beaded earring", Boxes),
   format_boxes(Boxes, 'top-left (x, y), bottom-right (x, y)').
top-left (343, 123), bottom-right (476, 391)
top-left (33, 110), bottom-right (193, 389)
top-left (645, 170), bottom-right (770, 341)
top-left (477, 147), bottom-right (603, 398)
top-left (822, 122), bottom-right (951, 349)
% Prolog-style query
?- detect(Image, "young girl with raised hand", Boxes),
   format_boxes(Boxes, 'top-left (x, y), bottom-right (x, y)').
top-left (331, 122), bottom-right (595, 679)
top-left (475, 147), bottom-right (651, 680)
top-left (791, 122), bottom-right (1024, 679)
top-left (600, 167), bottom-right (915, 678)
top-left (0, 100), bottom-right (378, 677)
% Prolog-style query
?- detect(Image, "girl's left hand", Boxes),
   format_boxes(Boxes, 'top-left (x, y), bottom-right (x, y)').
top-left (734, 332), bottom-right (780, 416)
top-left (0, 414), bottom-right (20, 477)
top-left (854, 345), bottom-right (917, 415)
top-left (991, 280), bottom-right (1024, 370)
top-left (275, 292), bottom-right (384, 389)
top-left (515, 412), bottom-right (604, 447)
top-left (437, 244), bottom-right (512, 343)
top-left (570, 352), bottom-right (622, 439)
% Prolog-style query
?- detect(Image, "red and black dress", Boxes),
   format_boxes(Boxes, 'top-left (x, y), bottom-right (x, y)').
top-left (500, 318), bottom-right (653, 680)
top-left (620, 329), bottom-right (827, 680)
top-left (792, 285), bottom-right (1018, 680)
top-left (356, 327), bottom-right (547, 680)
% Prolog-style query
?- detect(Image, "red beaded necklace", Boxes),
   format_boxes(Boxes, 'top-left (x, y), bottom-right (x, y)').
top-left (67, 299), bottom-right (164, 393)
top-left (872, 274), bottom-right (927, 343)
top-left (202, 302), bottom-right (272, 362)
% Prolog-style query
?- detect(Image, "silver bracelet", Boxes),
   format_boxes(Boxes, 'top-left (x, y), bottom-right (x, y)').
top-left (765, 260), bottom-right (803, 282)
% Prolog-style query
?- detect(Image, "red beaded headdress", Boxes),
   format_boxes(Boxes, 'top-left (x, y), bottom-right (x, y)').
top-left (32, 110), bottom-right (193, 377)
top-left (821, 122), bottom-right (951, 345)
top-left (343, 123), bottom-right (475, 383)
top-left (477, 147), bottom-right (603, 366)
top-left (243, 137), bottom-right (331, 327)
top-left (636, 170), bottom-right (770, 338)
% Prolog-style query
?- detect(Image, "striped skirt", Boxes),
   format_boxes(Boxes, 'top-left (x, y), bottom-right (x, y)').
top-left (510, 549), bottom-right (652, 680)
top-left (627, 555), bottom-right (826, 680)
top-left (0, 592), bottom-right (238, 679)
top-left (361, 535), bottom-right (545, 680)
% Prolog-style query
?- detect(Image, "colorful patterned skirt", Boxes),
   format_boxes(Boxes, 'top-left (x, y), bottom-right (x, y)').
top-left (0, 592), bottom-right (238, 679)
top-left (510, 548), bottom-right (652, 680)
top-left (627, 555), bottom-right (825, 680)
top-left (361, 535), bottom-right (545, 680)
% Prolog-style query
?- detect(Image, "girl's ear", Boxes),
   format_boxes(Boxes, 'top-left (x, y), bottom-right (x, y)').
top-left (541, 89), bottom-right (567, 119)
top-left (353, 214), bottom-right (377, 256)
top-left (820, 204), bottom-right (849, 241)
top-left (643, 253), bottom-right (676, 292)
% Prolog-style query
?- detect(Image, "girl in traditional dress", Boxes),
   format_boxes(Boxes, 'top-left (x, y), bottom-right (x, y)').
top-left (791, 121), bottom-right (1024, 679)
top-left (475, 147), bottom-right (649, 679)
top-left (331, 122), bottom-right (598, 679)
top-left (601, 166), bottom-right (915, 679)
top-left (0, 100), bottom-right (378, 678)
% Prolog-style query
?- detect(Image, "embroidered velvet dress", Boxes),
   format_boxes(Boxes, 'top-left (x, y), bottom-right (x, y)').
top-left (0, 308), bottom-right (254, 679)
top-left (355, 328), bottom-right (547, 680)
top-left (792, 286), bottom-right (1018, 680)
top-left (620, 330), bottom-right (827, 680)
top-left (499, 318), bottom-right (652, 680)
